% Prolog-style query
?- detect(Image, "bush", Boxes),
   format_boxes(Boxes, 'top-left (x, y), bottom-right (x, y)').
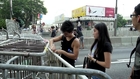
top-left (0, 19), bottom-right (6, 29)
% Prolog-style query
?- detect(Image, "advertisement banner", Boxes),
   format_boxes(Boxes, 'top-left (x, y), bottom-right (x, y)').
top-left (72, 6), bottom-right (86, 18)
top-left (40, 14), bottom-right (43, 19)
top-left (59, 14), bottom-right (65, 21)
top-left (37, 14), bottom-right (40, 18)
top-left (55, 14), bottom-right (65, 22)
top-left (86, 6), bottom-right (105, 17)
top-left (105, 7), bottom-right (115, 17)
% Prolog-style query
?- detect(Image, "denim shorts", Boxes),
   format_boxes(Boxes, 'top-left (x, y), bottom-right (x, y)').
top-left (79, 36), bottom-right (84, 43)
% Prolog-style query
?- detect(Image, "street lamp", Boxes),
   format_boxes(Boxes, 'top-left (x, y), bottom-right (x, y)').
top-left (10, 0), bottom-right (13, 19)
top-left (114, 0), bottom-right (118, 36)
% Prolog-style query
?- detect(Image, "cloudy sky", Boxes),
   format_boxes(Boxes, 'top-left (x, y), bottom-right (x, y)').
top-left (41, 0), bottom-right (140, 24)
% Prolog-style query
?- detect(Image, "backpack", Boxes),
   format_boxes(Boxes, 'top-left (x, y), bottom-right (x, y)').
top-left (127, 37), bottom-right (140, 68)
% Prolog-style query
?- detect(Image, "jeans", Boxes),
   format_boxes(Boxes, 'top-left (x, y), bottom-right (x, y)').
top-left (91, 76), bottom-right (100, 79)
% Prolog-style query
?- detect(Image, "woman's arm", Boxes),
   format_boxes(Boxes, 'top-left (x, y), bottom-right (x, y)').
top-left (96, 52), bottom-right (111, 68)
top-left (90, 52), bottom-right (111, 68)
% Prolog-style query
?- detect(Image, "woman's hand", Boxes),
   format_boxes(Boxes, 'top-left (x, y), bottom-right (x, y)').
top-left (88, 55), bottom-right (93, 60)
top-left (84, 64), bottom-right (87, 68)
top-left (88, 55), bottom-right (96, 62)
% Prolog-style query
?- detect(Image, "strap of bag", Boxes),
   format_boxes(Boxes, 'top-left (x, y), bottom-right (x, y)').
top-left (127, 47), bottom-right (136, 68)
top-left (127, 37), bottom-right (140, 68)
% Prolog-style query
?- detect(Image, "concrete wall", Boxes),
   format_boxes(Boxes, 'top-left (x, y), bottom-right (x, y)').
top-left (110, 36), bottom-right (137, 46)
top-left (82, 29), bottom-right (140, 37)
top-left (82, 36), bottom-right (138, 49)
top-left (54, 36), bottom-right (138, 49)
top-left (42, 27), bottom-right (139, 49)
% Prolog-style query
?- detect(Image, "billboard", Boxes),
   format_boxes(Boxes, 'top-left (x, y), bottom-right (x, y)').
top-left (72, 5), bottom-right (114, 18)
top-left (72, 6), bottom-right (86, 18)
top-left (105, 7), bottom-right (114, 17)
top-left (37, 14), bottom-right (43, 19)
top-left (86, 6), bottom-right (105, 17)
top-left (55, 14), bottom-right (65, 22)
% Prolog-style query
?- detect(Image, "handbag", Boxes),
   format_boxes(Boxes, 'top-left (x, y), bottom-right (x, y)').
top-left (83, 56), bottom-right (92, 68)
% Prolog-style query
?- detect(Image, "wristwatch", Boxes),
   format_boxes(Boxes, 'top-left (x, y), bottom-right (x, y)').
top-left (93, 59), bottom-right (97, 63)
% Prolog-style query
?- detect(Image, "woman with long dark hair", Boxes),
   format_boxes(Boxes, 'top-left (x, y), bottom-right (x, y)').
top-left (87, 23), bottom-right (113, 79)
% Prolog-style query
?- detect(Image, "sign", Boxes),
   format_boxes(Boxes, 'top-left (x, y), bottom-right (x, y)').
top-left (72, 6), bottom-right (86, 18)
top-left (105, 7), bottom-right (115, 17)
top-left (37, 14), bottom-right (40, 18)
top-left (37, 14), bottom-right (43, 19)
top-left (40, 14), bottom-right (43, 19)
top-left (86, 6), bottom-right (105, 17)
top-left (72, 5), bottom-right (114, 18)
top-left (59, 14), bottom-right (64, 21)
top-left (54, 14), bottom-right (65, 22)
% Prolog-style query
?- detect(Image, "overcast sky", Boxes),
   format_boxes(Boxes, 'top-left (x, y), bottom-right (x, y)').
top-left (41, 0), bottom-right (140, 24)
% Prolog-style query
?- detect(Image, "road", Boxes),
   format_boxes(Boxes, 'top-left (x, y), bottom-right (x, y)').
top-left (75, 46), bottom-right (135, 79)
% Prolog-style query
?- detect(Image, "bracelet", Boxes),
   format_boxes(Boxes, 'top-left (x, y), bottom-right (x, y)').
top-left (95, 59), bottom-right (97, 63)
top-left (93, 59), bottom-right (97, 63)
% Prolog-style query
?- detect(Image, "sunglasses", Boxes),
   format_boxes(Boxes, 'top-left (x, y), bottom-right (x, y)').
top-left (130, 14), bottom-right (137, 18)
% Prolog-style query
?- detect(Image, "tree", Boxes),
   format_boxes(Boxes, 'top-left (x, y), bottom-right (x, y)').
top-left (117, 14), bottom-right (127, 27)
top-left (0, 0), bottom-right (47, 28)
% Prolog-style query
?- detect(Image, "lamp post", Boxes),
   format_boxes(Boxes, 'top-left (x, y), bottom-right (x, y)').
top-left (114, 0), bottom-right (118, 36)
top-left (10, 0), bottom-right (13, 19)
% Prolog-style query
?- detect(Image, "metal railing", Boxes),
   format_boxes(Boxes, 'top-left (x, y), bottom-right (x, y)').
top-left (0, 38), bottom-right (47, 64)
top-left (0, 64), bottom-right (112, 79)
top-left (0, 39), bottom-right (49, 79)
top-left (0, 35), bottom-right (112, 79)
top-left (0, 39), bottom-right (21, 63)
top-left (34, 45), bottom-right (112, 79)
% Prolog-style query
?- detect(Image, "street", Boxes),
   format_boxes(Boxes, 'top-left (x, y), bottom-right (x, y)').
top-left (75, 46), bottom-right (135, 79)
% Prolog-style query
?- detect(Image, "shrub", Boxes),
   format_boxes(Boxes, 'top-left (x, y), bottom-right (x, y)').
top-left (0, 19), bottom-right (6, 29)
top-left (87, 27), bottom-right (91, 30)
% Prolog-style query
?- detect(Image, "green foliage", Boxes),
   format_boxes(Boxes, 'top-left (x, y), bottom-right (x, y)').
top-left (0, 0), bottom-right (47, 27)
top-left (87, 27), bottom-right (91, 30)
top-left (117, 14), bottom-right (127, 27)
top-left (0, 19), bottom-right (6, 29)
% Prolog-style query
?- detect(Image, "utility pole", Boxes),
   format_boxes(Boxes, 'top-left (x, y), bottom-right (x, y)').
top-left (10, 0), bottom-right (13, 19)
top-left (114, 0), bottom-right (118, 36)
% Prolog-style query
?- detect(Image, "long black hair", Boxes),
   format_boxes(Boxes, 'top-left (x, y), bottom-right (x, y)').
top-left (90, 23), bottom-right (111, 55)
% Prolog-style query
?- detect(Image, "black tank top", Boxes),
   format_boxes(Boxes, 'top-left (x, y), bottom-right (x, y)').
top-left (61, 35), bottom-right (76, 66)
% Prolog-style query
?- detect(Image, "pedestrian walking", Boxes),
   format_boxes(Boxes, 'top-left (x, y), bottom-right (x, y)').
top-left (50, 26), bottom-right (56, 37)
top-left (76, 17), bottom-right (82, 31)
top-left (77, 29), bottom-right (84, 49)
